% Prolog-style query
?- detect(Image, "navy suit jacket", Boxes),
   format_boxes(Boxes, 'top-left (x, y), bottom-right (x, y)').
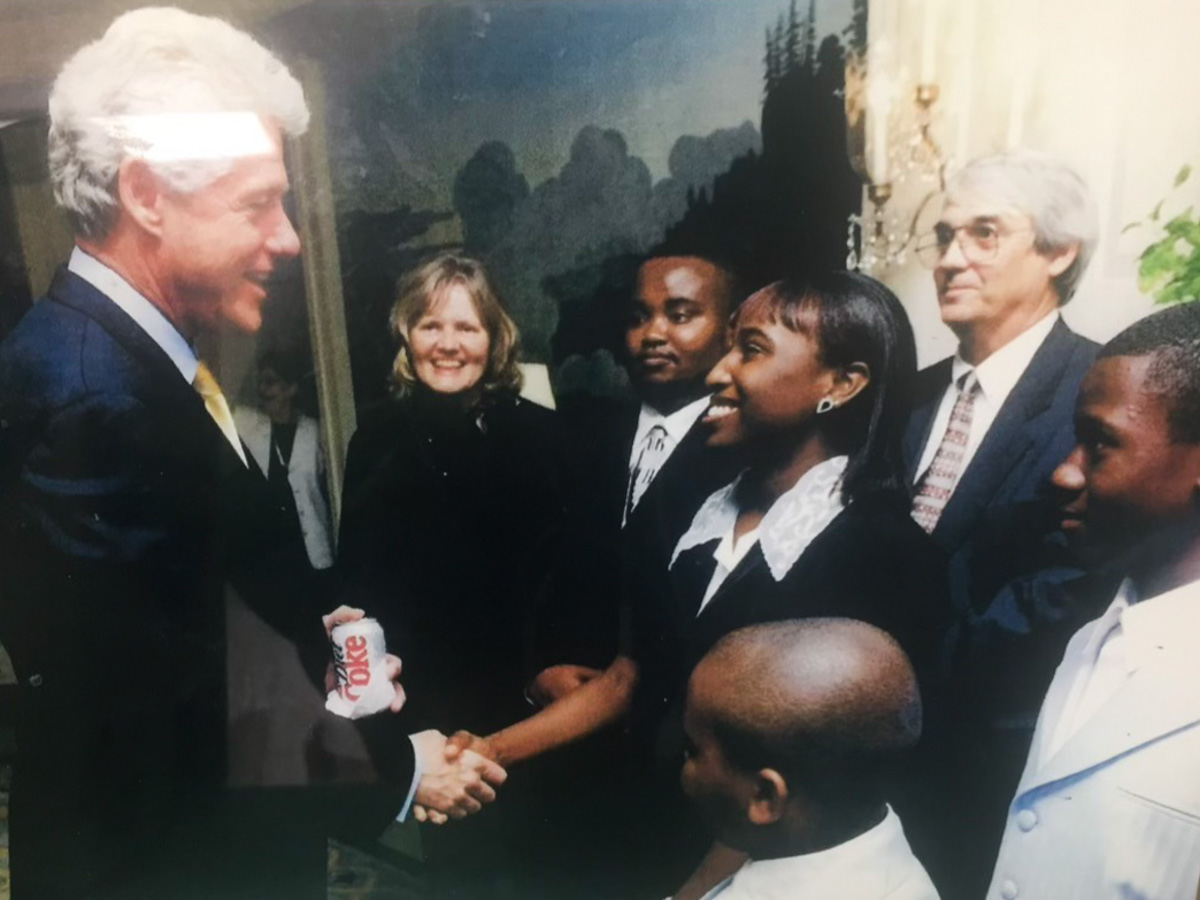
top-left (902, 317), bottom-right (1106, 729)
top-left (0, 268), bottom-right (412, 899)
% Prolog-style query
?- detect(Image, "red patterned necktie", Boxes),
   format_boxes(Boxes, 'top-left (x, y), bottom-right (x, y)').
top-left (911, 371), bottom-right (980, 534)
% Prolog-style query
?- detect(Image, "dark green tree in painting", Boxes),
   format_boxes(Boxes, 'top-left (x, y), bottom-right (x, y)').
top-left (453, 141), bottom-right (530, 257)
top-left (664, 0), bottom-right (862, 289)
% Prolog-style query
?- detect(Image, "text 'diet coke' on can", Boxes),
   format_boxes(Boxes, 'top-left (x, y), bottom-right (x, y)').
top-left (327, 617), bottom-right (392, 718)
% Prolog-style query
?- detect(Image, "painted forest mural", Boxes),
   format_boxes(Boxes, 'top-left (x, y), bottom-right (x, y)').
top-left (266, 0), bottom-right (866, 405)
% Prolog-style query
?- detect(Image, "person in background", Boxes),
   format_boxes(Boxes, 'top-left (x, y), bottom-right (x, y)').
top-left (987, 303), bottom-right (1200, 900)
top-left (0, 10), bottom-right (499, 898)
top-left (680, 619), bottom-right (939, 900)
top-left (902, 149), bottom-right (1105, 896)
top-left (235, 348), bottom-right (334, 571)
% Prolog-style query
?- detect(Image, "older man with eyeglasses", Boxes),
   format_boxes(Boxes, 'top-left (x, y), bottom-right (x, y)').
top-left (899, 150), bottom-right (1106, 898)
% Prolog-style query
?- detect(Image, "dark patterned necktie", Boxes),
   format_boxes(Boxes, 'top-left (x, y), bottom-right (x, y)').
top-left (911, 372), bottom-right (980, 533)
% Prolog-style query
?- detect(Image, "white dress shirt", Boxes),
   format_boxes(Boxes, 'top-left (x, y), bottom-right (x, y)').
top-left (673, 456), bottom-right (848, 613)
top-left (1039, 579), bottom-right (1136, 766)
top-left (915, 312), bottom-right (1059, 482)
top-left (699, 806), bottom-right (940, 900)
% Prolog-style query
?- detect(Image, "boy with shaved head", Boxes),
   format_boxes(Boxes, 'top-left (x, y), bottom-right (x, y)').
top-left (679, 619), bottom-right (940, 900)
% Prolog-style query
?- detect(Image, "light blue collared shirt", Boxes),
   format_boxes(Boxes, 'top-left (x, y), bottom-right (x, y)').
top-left (67, 246), bottom-right (199, 384)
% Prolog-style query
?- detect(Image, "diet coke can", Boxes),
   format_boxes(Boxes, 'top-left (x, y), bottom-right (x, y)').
top-left (330, 617), bottom-right (387, 704)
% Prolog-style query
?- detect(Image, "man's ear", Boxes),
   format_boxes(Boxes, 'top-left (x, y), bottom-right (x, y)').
top-left (747, 768), bottom-right (788, 826)
top-left (1045, 241), bottom-right (1080, 279)
top-left (117, 158), bottom-right (166, 237)
top-left (829, 361), bottom-right (870, 409)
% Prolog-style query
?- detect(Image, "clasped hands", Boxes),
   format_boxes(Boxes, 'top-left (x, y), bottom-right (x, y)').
top-left (410, 663), bottom-right (605, 823)
top-left (322, 606), bottom-right (508, 823)
top-left (413, 729), bottom-right (500, 824)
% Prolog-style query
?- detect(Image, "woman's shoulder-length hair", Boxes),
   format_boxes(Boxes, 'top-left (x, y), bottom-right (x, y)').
top-left (738, 271), bottom-right (917, 505)
top-left (388, 253), bottom-right (524, 399)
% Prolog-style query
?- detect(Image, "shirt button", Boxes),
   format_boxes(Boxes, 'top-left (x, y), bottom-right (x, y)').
top-left (1016, 808), bottom-right (1038, 831)
top-left (1000, 878), bottom-right (1019, 899)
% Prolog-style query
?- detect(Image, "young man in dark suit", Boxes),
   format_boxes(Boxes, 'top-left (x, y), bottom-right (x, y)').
top-left (0, 9), bottom-right (499, 899)
top-left (536, 251), bottom-right (744, 697)
top-left (902, 149), bottom-right (1105, 896)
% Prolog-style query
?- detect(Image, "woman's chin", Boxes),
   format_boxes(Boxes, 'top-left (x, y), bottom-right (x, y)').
top-left (702, 421), bottom-right (743, 448)
top-left (422, 377), bottom-right (478, 397)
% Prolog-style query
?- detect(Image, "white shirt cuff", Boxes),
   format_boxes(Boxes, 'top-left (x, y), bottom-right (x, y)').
top-left (395, 734), bottom-right (424, 822)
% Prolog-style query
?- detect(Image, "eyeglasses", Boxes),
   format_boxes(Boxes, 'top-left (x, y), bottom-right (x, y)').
top-left (915, 222), bottom-right (1034, 268)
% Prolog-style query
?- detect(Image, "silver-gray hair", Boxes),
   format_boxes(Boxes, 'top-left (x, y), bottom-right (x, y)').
top-left (48, 6), bottom-right (309, 240)
top-left (947, 150), bottom-right (1099, 303)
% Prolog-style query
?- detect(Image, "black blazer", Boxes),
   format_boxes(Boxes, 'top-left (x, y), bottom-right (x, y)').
top-left (0, 269), bottom-right (412, 899)
top-left (632, 492), bottom-right (950, 737)
top-left (338, 390), bottom-right (567, 736)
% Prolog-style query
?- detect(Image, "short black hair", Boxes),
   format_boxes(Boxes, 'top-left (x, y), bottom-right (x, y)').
top-left (646, 234), bottom-right (748, 313)
top-left (702, 620), bottom-right (922, 812)
top-left (735, 272), bottom-right (917, 504)
top-left (1099, 303), bottom-right (1200, 443)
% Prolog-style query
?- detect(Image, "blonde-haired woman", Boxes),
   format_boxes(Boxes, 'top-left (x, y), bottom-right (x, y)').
top-left (338, 254), bottom-right (564, 746)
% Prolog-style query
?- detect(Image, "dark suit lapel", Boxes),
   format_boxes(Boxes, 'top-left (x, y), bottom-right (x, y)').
top-left (51, 268), bottom-right (259, 479)
top-left (903, 358), bottom-right (953, 482)
top-left (694, 543), bottom-right (767, 621)
top-left (933, 319), bottom-right (1078, 547)
top-left (615, 403), bottom-right (642, 519)
top-left (52, 269), bottom-right (192, 402)
top-left (669, 541), bottom-right (722, 620)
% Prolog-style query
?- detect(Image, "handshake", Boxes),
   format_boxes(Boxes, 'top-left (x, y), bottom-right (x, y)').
top-left (409, 729), bottom-right (505, 824)
top-left (322, 606), bottom-right (508, 825)
top-left (410, 729), bottom-right (504, 825)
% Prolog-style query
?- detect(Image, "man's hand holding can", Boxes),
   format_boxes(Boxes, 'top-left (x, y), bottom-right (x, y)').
top-left (322, 605), bottom-right (406, 716)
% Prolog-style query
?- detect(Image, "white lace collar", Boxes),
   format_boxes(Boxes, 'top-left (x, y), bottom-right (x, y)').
top-left (672, 455), bottom-right (848, 582)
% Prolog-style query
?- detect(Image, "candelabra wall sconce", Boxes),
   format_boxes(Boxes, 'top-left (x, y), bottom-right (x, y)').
top-left (847, 79), bottom-right (949, 274)
top-left (845, 0), bottom-right (956, 276)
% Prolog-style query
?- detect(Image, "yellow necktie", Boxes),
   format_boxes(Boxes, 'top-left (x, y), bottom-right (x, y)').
top-left (193, 362), bottom-right (248, 466)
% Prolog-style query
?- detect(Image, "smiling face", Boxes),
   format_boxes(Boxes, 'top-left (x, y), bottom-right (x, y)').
top-left (407, 283), bottom-right (491, 396)
top-left (154, 121), bottom-right (300, 335)
top-left (626, 256), bottom-right (731, 409)
top-left (1052, 355), bottom-right (1200, 571)
top-left (933, 191), bottom-right (1075, 359)
top-left (701, 304), bottom-right (837, 449)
